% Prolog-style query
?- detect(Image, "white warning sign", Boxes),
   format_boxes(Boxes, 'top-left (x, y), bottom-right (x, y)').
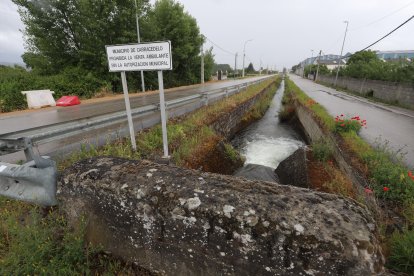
top-left (106, 41), bottom-right (172, 72)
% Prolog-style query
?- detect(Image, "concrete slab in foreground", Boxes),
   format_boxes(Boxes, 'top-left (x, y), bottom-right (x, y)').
top-left (58, 157), bottom-right (384, 275)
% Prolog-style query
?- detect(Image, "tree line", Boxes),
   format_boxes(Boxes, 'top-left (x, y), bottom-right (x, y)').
top-left (0, 0), bottom-right (214, 112)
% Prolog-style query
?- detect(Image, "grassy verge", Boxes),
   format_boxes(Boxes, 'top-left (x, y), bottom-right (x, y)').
top-left (2, 76), bottom-right (280, 274)
top-left (285, 77), bottom-right (414, 274)
top-left (0, 197), bottom-right (152, 275)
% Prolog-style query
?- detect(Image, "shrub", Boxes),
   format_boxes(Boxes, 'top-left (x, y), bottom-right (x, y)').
top-left (0, 66), bottom-right (110, 113)
top-left (334, 114), bottom-right (366, 133)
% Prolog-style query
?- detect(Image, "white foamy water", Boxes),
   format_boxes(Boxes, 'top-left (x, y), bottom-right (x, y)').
top-left (232, 80), bottom-right (305, 170)
top-left (242, 135), bottom-right (304, 168)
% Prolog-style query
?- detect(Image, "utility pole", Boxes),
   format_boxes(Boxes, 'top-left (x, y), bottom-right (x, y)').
top-left (201, 44), bottom-right (204, 84)
top-left (309, 49), bottom-right (314, 78)
top-left (315, 50), bottom-right (322, 82)
top-left (134, 0), bottom-right (145, 92)
top-left (301, 61), bottom-right (305, 78)
top-left (334, 20), bottom-right (349, 86)
top-left (242, 39), bottom-right (253, 78)
top-left (234, 52), bottom-right (238, 79)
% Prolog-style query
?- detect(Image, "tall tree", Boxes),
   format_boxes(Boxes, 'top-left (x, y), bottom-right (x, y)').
top-left (347, 50), bottom-right (378, 65)
top-left (203, 47), bottom-right (215, 81)
top-left (13, 0), bottom-right (150, 75)
top-left (246, 62), bottom-right (255, 74)
top-left (142, 0), bottom-right (205, 87)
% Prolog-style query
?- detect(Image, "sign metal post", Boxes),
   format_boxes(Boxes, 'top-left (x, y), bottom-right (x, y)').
top-left (106, 41), bottom-right (172, 154)
top-left (157, 70), bottom-right (168, 157)
top-left (120, 71), bottom-right (137, 151)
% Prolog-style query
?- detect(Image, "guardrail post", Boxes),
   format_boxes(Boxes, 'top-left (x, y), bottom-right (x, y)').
top-left (201, 93), bottom-right (209, 106)
top-left (237, 85), bottom-right (240, 93)
top-left (225, 88), bottom-right (229, 98)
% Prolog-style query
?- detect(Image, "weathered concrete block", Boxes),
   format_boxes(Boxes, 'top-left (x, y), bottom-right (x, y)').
top-left (58, 157), bottom-right (384, 275)
top-left (275, 148), bottom-right (309, 188)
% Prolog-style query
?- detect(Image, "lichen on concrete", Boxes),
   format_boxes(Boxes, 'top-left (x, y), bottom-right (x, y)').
top-left (58, 157), bottom-right (384, 275)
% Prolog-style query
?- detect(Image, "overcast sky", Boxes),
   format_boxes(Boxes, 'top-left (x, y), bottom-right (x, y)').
top-left (1, 0), bottom-right (413, 69)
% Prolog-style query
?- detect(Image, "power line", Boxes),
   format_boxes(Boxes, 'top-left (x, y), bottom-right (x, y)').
top-left (360, 14), bottom-right (414, 51)
top-left (204, 36), bottom-right (235, 56)
top-left (351, 0), bottom-right (414, 31)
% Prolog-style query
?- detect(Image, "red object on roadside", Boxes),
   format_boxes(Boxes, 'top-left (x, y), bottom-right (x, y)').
top-left (56, 96), bottom-right (81, 107)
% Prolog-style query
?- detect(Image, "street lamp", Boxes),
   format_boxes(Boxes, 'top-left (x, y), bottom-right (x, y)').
top-left (334, 20), bottom-right (349, 86)
top-left (242, 39), bottom-right (253, 78)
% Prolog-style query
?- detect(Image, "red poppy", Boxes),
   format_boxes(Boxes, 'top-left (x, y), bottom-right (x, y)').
top-left (383, 187), bottom-right (390, 192)
top-left (409, 171), bottom-right (414, 180)
top-left (340, 124), bottom-right (345, 127)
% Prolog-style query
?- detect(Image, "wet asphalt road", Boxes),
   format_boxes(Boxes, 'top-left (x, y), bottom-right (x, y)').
top-left (289, 74), bottom-right (414, 169)
top-left (0, 76), bottom-right (269, 135)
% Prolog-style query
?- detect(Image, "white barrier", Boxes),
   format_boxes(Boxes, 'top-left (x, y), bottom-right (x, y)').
top-left (21, 89), bottom-right (56, 109)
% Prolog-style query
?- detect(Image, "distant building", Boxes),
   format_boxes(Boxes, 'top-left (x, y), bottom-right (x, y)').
top-left (376, 50), bottom-right (414, 61)
top-left (295, 53), bottom-right (348, 75)
top-left (317, 59), bottom-right (347, 70)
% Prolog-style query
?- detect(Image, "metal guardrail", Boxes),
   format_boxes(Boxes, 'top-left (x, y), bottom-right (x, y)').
top-left (0, 77), bottom-right (270, 145)
top-left (0, 137), bottom-right (57, 206)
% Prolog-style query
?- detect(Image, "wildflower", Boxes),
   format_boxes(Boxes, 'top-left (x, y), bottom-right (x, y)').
top-left (340, 124), bottom-right (345, 127)
top-left (364, 188), bottom-right (373, 195)
top-left (409, 171), bottom-right (414, 180)
top-left (383, 187), bottom-right (390, 192)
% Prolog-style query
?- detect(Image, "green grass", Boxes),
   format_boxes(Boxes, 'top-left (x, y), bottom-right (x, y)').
top-left (387, 228), bottom-right (414, 274)
top-left (312, 139), bottom-right (333, 162)
top-left (0, 197), bottom-right (144, 275)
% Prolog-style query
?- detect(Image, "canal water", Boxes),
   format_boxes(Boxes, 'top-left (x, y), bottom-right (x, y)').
top-left (232, 80), bottom-right (305, 170)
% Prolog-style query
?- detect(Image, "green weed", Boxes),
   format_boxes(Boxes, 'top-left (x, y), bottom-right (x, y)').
top-left (312, 139), bottom-right (333, 162)
top-left (0, 197), bottom-right (92, 275)
top-left (387, 229), bottom-right (414, 274)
